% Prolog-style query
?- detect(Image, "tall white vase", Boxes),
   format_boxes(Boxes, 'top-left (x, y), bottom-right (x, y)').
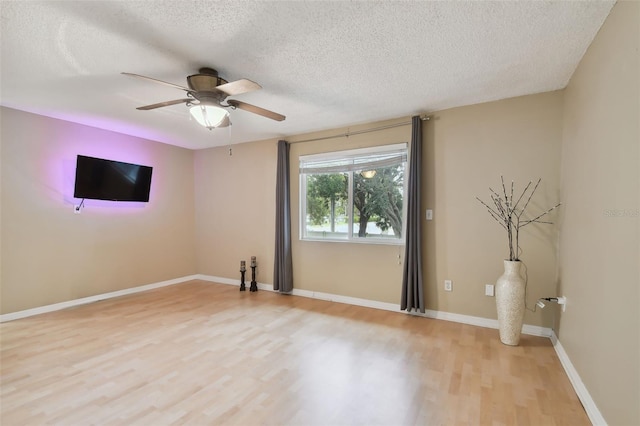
top-left (495, 260), bottom-right (526, 346)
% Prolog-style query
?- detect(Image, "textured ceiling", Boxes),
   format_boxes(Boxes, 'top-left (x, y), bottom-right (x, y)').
top-left (1, 1), bottom-right (614, 149)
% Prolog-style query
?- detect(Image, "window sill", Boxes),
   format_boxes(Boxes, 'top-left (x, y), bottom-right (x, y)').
top-left (300, 237), bottom-right (404, 246)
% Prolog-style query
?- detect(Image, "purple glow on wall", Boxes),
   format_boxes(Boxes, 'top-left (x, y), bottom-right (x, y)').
top-left (36, 115), bottom-right (160, 214)
top-left (28, 108), bottom-right (173, 146)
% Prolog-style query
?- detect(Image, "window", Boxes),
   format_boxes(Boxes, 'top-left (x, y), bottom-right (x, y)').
top-left (300, 143), bottom-right (407, 243)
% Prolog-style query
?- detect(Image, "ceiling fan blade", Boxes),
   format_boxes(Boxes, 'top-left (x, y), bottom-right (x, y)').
top-left (216, 79), bottom-right (262, 96)
top-left (227, 99), bottom-right (285, 121)
top-left (122, 72), bottom-right (190, 92)
top-left (136, 98), bottom-right (191, 110)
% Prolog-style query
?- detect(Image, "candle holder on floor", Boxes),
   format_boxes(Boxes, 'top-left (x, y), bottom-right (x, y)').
top-left (240, 261), bottom-right (246, 291)
top-left (250, 256), bottom-right (258, 292)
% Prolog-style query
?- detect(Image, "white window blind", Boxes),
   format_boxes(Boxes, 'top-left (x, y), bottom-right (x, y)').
top-left (300, 144), bottom-right (407, 174)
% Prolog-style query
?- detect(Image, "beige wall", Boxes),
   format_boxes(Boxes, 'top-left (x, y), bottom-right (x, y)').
top-left (0, 107), bottom-right (197, 314)
top-left (559, 1), bottom-right (640, 425)
top-left (193, 93), bottom-right (563, 328)
top-left (427, 92), bottom-right (563, 326)
top-left (193, 140), bottom-right (277, 283)
top-left (294, 93), bottom-right (563, 327)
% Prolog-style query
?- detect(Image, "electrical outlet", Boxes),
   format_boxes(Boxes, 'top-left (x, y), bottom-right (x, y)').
top-left (485, 284), bottom-right (494, 296)
top-left (426, 209), bottom-right (433, 220)
top-left (444, 280), bottom-right (452, 292)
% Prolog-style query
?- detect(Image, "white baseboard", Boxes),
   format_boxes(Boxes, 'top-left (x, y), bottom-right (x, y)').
top-left (551, 331), bottom-right (607, 425)
top-left (2, 273), bottom-right (554, 341)
top-left (194, 274), bottom-right (273, 291)
top-left (409, 309), bottom-right (551, 338)
top-left (195, 274), bottom-right (552, 338)
top-left (292, 287), bottom-right (400, 311)
top-left (0, 275), bottom-right (199, 323)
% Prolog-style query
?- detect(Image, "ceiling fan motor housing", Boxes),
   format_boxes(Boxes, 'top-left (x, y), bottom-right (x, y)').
top-left (192, 92), bottom-right (227, 105)
top-left (187, 68), bottom-right (229, 92)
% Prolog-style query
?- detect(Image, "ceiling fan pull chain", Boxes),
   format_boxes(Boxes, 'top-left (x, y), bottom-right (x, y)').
top-left (228, 121), bottom-right (233, 156)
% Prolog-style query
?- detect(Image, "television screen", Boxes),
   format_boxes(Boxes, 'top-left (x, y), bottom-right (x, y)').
top-left (74, 155), bottom-right (153, 202)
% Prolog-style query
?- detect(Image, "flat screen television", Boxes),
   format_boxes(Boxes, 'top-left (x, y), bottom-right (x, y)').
top-left (74, 155), bottom-right (153, 202)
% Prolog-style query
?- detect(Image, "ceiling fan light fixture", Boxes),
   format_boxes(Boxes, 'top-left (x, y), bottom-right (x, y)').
top-left (360, 170), bottom-right (377, 179)
top-left (189, 104), bottom-right (229, 129)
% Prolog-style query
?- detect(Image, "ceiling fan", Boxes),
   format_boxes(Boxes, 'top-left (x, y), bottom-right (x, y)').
top-left (122, 67), bottom-right (286, 129)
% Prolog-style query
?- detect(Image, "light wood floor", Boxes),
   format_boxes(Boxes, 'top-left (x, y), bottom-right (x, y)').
top-left (1, 280), bottom-right (589, 425)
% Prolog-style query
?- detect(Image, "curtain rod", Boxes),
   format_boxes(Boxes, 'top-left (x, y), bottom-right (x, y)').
top-left (289, 115), bottom-right (431, 145)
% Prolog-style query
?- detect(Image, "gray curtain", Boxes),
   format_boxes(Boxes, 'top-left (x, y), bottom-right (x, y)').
top-left (401, 116), bottom-right (424, 312)
top-left (273, 140), bottom-right (293, 293)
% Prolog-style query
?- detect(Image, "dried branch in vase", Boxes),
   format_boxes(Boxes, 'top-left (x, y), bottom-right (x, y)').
top-left (476, 176), bottom-right (561, 261)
